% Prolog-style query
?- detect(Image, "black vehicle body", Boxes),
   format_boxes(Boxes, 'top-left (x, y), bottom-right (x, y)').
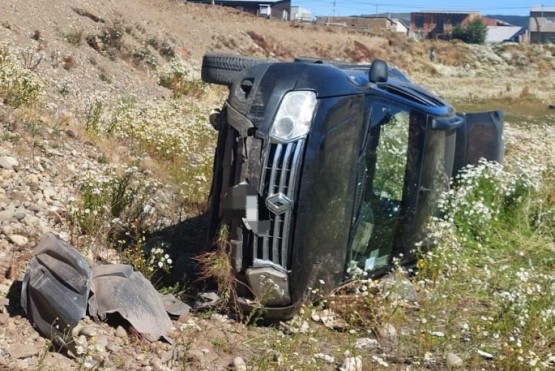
top-left (202, 54), bottom-right (504, 319)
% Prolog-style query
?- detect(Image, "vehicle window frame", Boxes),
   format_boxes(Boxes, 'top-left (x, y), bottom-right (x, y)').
top-left (347, 98), bottom-right (428, 274)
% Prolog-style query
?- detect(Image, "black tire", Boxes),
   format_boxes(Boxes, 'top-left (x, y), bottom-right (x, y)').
top-left (201, 53), bottom-right (269, 86)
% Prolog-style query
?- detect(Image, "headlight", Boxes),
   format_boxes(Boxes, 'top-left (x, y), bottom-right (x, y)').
top-left (270, 91), bottom-right (317, 142)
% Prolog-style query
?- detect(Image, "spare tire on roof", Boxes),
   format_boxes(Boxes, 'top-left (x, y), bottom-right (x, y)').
top-left (201, 53), bottom-right (269, 86)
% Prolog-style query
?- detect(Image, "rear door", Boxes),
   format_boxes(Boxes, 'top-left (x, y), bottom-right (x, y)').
top-left (451, 111), bottom-right (504, 177)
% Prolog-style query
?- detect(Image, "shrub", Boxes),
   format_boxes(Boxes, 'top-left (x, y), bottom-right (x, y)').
top-left (414, 158), bottom-right (554, 368)
top-left (194, 225), bottom-right (238, 310)
top-left (451, 18), bottom-right (487, 44)
top-left (68, 165), bottom-right (178, 282)
top-left (0, 45), bottom-right (44, 107)
top-left (31, 30), bottom-right (42, 41)
top-left (18, 47), bottom-right (44, 71)
top-left (345, 40), bottom-right (375, 62)
top-left (63, 29), bottom-right (84, 46)
top-left (69, 166), bottom-right (161, 239)
top-left (121, 242), bottom-right (173, 282)
top-left (86, 19), bottom-right (127, 59)
top-left (84, 96), bottom-right (105, 132)
top-left (83, 95), bottom-right (216, 203)
top-left (158, 60), bottom-right (206, 98)
top-left (146, 36), bottom-right (176, 60)
top-left (62, 55), bottom-right (77, 70)
top-left (131, 47), bottom-right (157, 70)
top-left (246, 30), bottom-right (292, 58)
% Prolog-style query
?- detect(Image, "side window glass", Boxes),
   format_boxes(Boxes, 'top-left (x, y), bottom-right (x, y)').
top-left (349, 103), bottom-right (412, 273)
top-left (372, 110), bottom-right (410, 201)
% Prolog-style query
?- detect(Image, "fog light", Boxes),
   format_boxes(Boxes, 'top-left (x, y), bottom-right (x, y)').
top-left (246, 266), bottom-right (291, 306)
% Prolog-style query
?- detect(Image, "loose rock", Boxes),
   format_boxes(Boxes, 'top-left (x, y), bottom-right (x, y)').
top-left (447, 352), bottom-right (463, 368)
top-left (13, 207), bottom-right (26, 220)
top-left (379, 323), bottom-right (397, 341)
top-left (0, 207), bottom-right (14, 221)
top-left (7, 343), bottom-right (39, 359)
top-left (340, 356), bottom-right (363, 371)
top-left (79, 326), bottom-right (97, 338)
top-left (115, 326), bottom-right (127, 339)
top-left (355, 337), bottom-right (379, 350)
top-left (8, 234), bottom-right (29, 247)
top-left (230, 356), bottom-right (247, 371)
top-left (0, 156), bottom-right (19, 170)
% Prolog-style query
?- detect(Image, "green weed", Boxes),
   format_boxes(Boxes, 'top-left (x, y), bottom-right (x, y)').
top-left (411, 158), bottom-right (555, 369)
top-left (63, 28), bottom-right (84, 46)
top-left (0, 45), bottom-right (44, 107)
top-left (83, 94), bottom-right (216, 203)
top-left (158, 60), bottom-right (206, 98)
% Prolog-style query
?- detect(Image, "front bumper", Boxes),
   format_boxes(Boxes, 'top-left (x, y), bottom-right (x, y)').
top-left (216, 114), bottom-right (307, 308)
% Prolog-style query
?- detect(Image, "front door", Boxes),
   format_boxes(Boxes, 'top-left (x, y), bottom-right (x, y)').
top-left (348, 101), bottom-right (425, 273)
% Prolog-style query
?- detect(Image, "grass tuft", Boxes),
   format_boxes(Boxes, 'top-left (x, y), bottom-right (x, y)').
top-left (194, 224), bottom-right (239, 310)
top-left (0, 45), bottom-right (44, 107)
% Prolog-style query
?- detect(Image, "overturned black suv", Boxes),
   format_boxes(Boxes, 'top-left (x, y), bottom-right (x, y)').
top-left (201, 53), bottom-right (503, 319)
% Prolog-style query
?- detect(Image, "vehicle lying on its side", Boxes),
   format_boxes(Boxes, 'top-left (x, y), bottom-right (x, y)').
top-left (201, 53), bottom-right (504, 320)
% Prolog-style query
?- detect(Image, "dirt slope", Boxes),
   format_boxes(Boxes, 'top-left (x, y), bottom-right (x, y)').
top-left (0, 0), bottom-right (554, 370)
top-left (2, 0), bottom-right (554, 112)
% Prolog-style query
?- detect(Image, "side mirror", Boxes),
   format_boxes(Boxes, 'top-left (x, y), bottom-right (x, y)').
top-left (369, 59), bottom-right (388, 83)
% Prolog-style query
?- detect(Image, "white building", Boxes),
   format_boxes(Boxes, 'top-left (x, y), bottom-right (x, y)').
top-left (290, 6), bottom-right (311, 22)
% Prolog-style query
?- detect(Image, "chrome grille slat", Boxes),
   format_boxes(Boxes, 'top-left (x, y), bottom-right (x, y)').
top-left (262, 234), bottom-right (269, 260)
top-left (278, 144), bottom-right (294, 194)
top-left (271, 144), bottom-right (294, 264)
top-left (252, 139), bottom-right (305, 270)
top-left (281, 140), bottom-right (304, 267)
top-left (268, 144), bottom-right (283, 196)
top-left (271, 215), bottom-right (281, 264)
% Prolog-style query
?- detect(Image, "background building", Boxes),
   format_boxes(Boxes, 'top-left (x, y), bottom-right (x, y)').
top-left (410, 11), bottom-right (480, 40)
top-left (189, 0), bottom-right (291, 20)
top-left (529, 6), bottom-right (555, 43)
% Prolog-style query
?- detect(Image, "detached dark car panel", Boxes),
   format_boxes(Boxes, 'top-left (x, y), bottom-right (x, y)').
top-left (201, 53), bottom-right (504, 320)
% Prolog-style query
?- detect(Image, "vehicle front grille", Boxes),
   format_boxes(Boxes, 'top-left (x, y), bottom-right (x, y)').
top-left (254, 140), bottom-right (305, 269)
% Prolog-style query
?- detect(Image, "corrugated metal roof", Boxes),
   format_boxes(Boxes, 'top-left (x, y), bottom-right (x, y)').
top-left (237, 0), bottom-right (282, 2)
top-left (486, 26), bottom-right (524, 43)
top-left (191, 0), bottom-right (284, 3)
top-left (413, 10), bottom-right (479, 15)
top-left (530, 6), bottom-right (555, 12)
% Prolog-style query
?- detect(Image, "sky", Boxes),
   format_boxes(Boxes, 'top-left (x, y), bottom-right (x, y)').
top-left (291, 0), bottom-right (554, 17)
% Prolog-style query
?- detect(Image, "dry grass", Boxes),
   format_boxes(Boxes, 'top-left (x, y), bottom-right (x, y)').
top-left (327, 282), bottom-right (385, 331)
top-left (196, 225), bottom-right (232, 282)
top-left (62, 55), bottom-right (77, 70)
top-left (194, 224), bottom-right (239, 310)
top-left (345, 40), bottom-right (376, 62)
top-left (0, 1), bottom-right (553, 369)
top-left (246, 30), bottom-right (292, 58)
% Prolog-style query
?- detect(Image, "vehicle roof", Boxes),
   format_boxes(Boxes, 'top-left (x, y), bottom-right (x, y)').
top-left (290, 60), bottom-right (455, 117)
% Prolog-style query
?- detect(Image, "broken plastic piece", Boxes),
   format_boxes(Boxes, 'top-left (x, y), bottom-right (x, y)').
top-left (161, 293), bottom-right (191, 317)
top-left (194, 291), bottom-right (220, 310)
top-left (21, 233), bottom-right (92, 339)
top-left (21, 233), bottom-right (188, 344)
top-left (88, 264), bottom-right (173, 342)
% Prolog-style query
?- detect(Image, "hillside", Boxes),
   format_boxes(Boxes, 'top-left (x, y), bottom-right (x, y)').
top-left (0, 0), bottom-right (554, 370)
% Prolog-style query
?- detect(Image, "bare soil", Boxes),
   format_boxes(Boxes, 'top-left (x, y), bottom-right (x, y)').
top-left (0, 0), bottom-right (554, 370)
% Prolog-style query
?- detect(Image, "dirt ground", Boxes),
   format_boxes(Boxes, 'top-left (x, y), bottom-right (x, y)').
top-left (0, 0), bottom-right (554, 370)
